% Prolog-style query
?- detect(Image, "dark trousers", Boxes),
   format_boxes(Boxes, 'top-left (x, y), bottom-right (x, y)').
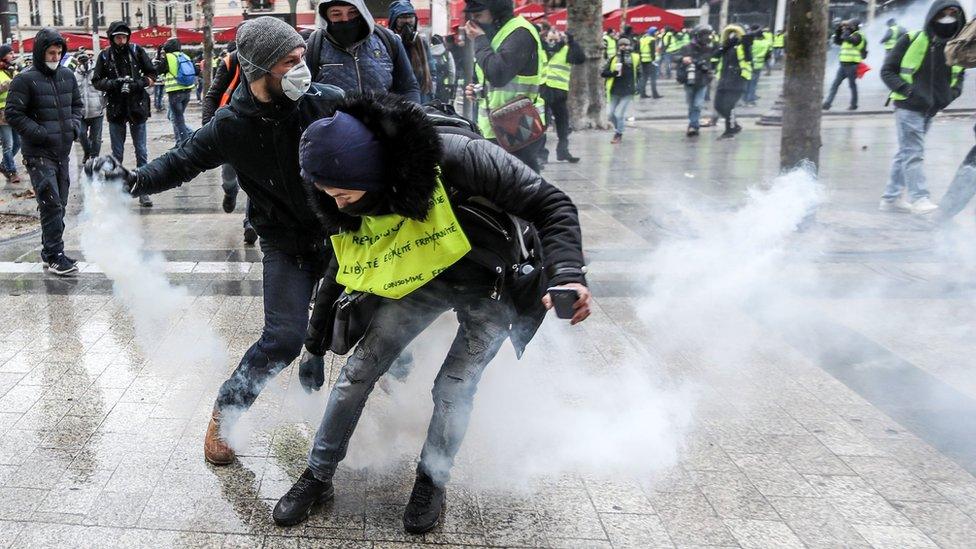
top-left (109, 121), bottom-right (148, 168)
top-left (24, 156), bottom-right (70, 262)
top-left (824, 63), bottom-right (859, 108)
top-left (154, 85), bottom-right (165, 111)
top-left (639, 62), bottom-right (660, 97)
top-left (221, 163), bottom-right (251, 229)
top-left (80, 116), bottom-right (104, 161)
top-left (542, 86), bottom-right (571, 152)
top-left (215, 239), bottom-right (325, 412)
top-left (714, 88), bottom-right (744, 130)
top-left (493, 137), bottom-right (544, 174)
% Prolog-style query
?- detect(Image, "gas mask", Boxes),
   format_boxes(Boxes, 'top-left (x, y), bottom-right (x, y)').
top-left (397, 22), bottom-right (418, 43)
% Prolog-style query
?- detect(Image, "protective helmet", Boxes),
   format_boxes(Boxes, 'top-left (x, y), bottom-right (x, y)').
top-left (692, 23), bottom-right (713, 41)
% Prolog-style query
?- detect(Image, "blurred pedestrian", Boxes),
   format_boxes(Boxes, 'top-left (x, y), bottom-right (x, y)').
top-left (678, 25), bottom-right (715, 137)
top-left (72, 48), bottom-right (105, 162)
top-left (822, 19), bottom-right (865, 111)
top-left (714, 24), bottom-right (751, 139)
top-left (603, 37), bottom-right (640, 144)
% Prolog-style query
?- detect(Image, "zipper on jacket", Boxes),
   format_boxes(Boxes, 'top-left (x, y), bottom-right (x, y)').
top-left (458, 204), bottom-right (510, 239)
top-left (353, 54), bottom-right (363, 93)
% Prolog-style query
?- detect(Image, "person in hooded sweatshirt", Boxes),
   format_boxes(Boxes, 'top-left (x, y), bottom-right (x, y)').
top-left (85, 17), bottom-right (344, 467)
top-left (92, 21), bottom-right (157, 208)
top-left (388, 0), bottom-right (435, 103)
top-left (713, 24), bottom-right (752, 139)
top-left (305, 0), bottom-right (420, 103)
top-left (73, 49), bottom-right (105, 162)
top-left (154, 38), bottom-right (196, 144)
top-left (272, 93), bottom-right (590, 534)
top-left (879, 0), bottom-right (965, 215)
top-left (4, 28), bottom-right (82, 277)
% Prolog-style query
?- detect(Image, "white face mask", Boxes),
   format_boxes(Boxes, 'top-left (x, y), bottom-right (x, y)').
top-left (280, 61), bottom-right (312, 101)
top-left (45, 61), bottom-right (59, 71)
top-left (937, 15), bottom-right (958, 24)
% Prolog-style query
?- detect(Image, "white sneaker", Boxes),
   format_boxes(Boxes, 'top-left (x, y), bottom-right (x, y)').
top-left (910, 197), bottom-right (938, 215)
top-left (879, 197), bottom-right (912, 212)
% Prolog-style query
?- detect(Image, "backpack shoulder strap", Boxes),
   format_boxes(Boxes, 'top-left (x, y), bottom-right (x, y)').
top-left (306, 28), bottom-right (324, 71)
top-left (374, 26), bottom-right (400, 63)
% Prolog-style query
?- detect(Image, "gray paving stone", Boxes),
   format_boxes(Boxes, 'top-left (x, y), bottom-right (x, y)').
top-left (850, 524), bottom-right (940, 549)
top-left (722, 518), bottom-right (805, 549)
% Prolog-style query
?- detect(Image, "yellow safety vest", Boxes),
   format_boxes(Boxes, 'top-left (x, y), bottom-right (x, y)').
top-left (605, 52), bottom-right (641, 100)
top-left (604, 34), bottom-right (617, 59)
top-left (543, 45), bottom-right (571, 92)
top-left (889, 30), bottom-right (964, 101)
top-left (773, 32), bottom-right (785, 48)
top-left (717, 43), bottom-right (752, 82)
top-left (475, 16), bottom-right (545, 139)
top-left (839, 31), bottom-right (866, 63)
top-left (0, 70), bottom-right (11, 109)
top-left (639, 35), bottom-right (656, 63)
top-left (751, 35), bottom-right (771, 70)
top-left (164, 52), bottom-right (195, 93)
top-left (667, 32), bottom-right (687, 53)
top-left (884, 25), bottom-right (905, 50)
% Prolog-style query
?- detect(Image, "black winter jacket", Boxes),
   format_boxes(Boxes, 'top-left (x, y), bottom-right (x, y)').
top-left (303, 94), bottom-right (587, 357)
top-left (134, 82), bottom-right (345, 254)
top-left (92, 22), bottom-right (157, 125)
top-left (202, 52), bottom-right (242, 125)
top-left (473, 17), bottom-right (539, 87)
top-left (881, 0), bottom-right (965, 116)
top-left (677, 40), bottom-right (716, 88)
top-left (4, 28), bottom-right (82, 160)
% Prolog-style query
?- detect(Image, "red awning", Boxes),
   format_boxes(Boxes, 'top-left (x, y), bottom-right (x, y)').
top-left (214, 26), bottom-right (239, 43)
top-left (13, 32), bottom-right (109, 53)
top-left (513, 4), bottom-right (546, 20)
top-left (533, 8), bottom-right (568, 31)
top-left (130, 25), bottom-right (205, 48)
top-left (603, 5), bottom-right (685, 34)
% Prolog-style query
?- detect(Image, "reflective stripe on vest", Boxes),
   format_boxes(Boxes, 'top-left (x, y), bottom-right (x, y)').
top-left (639, 35), bottom-right (655, 63)
top-left (885, 25), bottom-right (904, 50)
top-left (0, 70), bottom-right (11, 109)
top-left (543, 45), bottom-right (571, 91)
top-left (219, 55), bottom-right (241, 108)
top-left (474, 15), bottom-right (545, 139)
top-left (839, 31), bottom-right (866, 63)
top-left (605, 53), bottom-right (641, 98)
top-left (717, 43), bottom-right (752, 82)
top-left (889, 30), bottom-right (965, 101)
top-left (165, 52), bottom-right (195, 92)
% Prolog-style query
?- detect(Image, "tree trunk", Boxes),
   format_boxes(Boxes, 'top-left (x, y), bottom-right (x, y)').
top-left (780, 0), bottom-right (828, 172)
top-left (202, 0), bottom-right (214, 95)
top-left (567, 0), bottom-right (606, 129)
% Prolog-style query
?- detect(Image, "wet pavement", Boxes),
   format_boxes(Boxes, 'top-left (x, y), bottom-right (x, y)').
top-left (2, 100), bottom-right (976, 548)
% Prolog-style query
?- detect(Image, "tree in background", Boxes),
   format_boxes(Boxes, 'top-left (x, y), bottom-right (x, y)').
top-left (780, 0), bottom-right (828, 171)
top-left (567, 0), bottom-right (606, 129)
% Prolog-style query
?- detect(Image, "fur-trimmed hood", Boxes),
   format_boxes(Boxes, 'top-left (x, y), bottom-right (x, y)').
top-left (304, 93), bottom-right (442, 233)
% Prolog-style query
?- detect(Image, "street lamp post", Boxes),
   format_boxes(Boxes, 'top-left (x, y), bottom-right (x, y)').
top-left (136, 7), bottom-right (144, 29)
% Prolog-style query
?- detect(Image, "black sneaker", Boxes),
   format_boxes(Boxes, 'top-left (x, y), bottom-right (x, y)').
top-left (138, 194), bottom-right (153, 208)
top-left (243, 225), bottom-right (257, 245)
top-left (402, 471), bottom-right (445, 535)
top-left (222, 191), bottom-right (237, 213)
top-left (46, 255), bottom-right (78, 277)
top-left (272, 468), bottom-right (334, 526)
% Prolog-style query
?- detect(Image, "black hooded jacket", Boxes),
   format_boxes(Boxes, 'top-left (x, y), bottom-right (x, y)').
top-left (134, 82), bottom-right (345, 254)
top-left (4, 28), bottom-right (82, 160)
top-left (92, 21), bottom-right (158, 124)
top-left (882, 0), bottom-right (965, 115)
top-left (303, 94), bottom-right (587, 357)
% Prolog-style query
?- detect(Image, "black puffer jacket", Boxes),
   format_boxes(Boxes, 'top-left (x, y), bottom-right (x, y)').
top-left (4, 28), bottom-right (82, 160)
top-left (304, 94), bottom-right (587, 357)
top-left (92, 21), bottom-right (157, 125)
top-left (134, 82), bottom-right (345, 254)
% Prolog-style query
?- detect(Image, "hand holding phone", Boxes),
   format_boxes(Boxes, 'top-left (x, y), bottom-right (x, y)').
top-left (547, 287), bottom-right (578, 319)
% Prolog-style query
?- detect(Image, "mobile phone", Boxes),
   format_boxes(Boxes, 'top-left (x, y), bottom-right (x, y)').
top-left (547, 287), bottom-right (579, 320)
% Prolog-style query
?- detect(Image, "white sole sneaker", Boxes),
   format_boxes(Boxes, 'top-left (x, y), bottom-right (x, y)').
top-left (879, 198), bottom-right (912, 213)
top-left (47, 264), bottom-right (78, 276)
top-left (911, 201), bottom-right (939, 215)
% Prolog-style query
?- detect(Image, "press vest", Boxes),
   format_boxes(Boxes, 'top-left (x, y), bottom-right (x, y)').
top-left (605, 52), bottom-right (640, 98)
top-left (543, 45), bottom-right (571, 91)
top-left (717, 43), bottom-right (752, 82)
top-left (474, 16), bottom-right (545, 139)
top-left (889, 30), bottom-right (964, 101)
top-left (331, 177), bottom-right (471, 299)
top-left (164, 52), bottom-right (195, 93)
top-left (885, 25), bottom-right (905, 50)
top-left (839, 31), bottom-right (866, 63)
top-left (639, 35), bottom-right (656, 63)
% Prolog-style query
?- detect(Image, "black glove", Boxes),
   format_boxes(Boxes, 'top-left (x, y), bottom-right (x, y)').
top-left (298, 351), bottom-right (325, 393)
top-left (84, 155), bottom-right (140, 195)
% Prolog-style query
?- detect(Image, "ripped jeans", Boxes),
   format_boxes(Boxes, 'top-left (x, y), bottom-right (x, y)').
top-left (307, 279), bottom-right (512, 487)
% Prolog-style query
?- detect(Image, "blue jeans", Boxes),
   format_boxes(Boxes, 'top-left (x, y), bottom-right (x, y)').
top-left (167, 90), bottom-right (193, 144)
top-left (744, 70), bottom-right (761, 102)
top-left (215, 240), bottom-right (326, 411)
top-left (883, 108), bottom-right (932, 201)
top-left (307, 280), bottom-right (512, 486)
top-left (24, 156), bottom-right (70, 262)
top-left (608, 94), bottom-right (633, 135)
top-left (661, 52), bottom-right (673, 78)
top-left (109, 121), bottom-right (148, 168)
top-left (0, 125), bottom-right (15, 173)
top-left (824, 63), bottom-right (859, 108)
top-left (684, 85), bottom-right (708, 129)
top-left (154, 84), bottom-right (165, 111)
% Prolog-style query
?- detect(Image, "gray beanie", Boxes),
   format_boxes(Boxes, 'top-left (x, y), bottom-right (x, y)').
top-left (236, 16), bottom-right (306, 82)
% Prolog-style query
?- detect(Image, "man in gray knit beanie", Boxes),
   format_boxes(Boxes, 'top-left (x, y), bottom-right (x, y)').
top-left (236, 16), bottom-right (306, 83)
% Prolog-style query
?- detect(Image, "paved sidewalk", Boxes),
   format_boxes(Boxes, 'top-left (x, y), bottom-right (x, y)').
top-left (1, 104), bottom-right (976, 548)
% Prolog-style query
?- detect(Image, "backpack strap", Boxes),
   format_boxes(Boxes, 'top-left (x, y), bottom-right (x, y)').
top-left (306, 28), bottom-right (325, 72)
top-left (373, 26), bottom-right (401, 64)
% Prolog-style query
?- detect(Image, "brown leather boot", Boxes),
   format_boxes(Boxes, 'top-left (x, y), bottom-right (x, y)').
top-left (204, 408), bottom-right (235, 465)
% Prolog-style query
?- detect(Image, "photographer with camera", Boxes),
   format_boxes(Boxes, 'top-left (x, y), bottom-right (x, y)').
top-left (678, 24), bottom-right (716, 137)
top-left (92, 21), bottom-right (157, 207)
top-left (822, 19), bottom-right (865, 111)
